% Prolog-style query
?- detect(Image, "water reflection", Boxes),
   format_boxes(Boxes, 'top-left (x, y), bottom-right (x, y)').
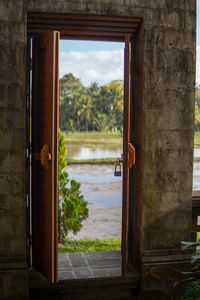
top-left (66, 144), bottom-right (122, 159)
top-left (66, 164), bottom-right (122, 240)
top-left (193, 161), bottom-right (200, 190)
top-left (66, 144), bottom-right (200, 192)
top-left (194, 148), bottom-right (200, 157)
top-left (64, 152), bottom-right (200, 239)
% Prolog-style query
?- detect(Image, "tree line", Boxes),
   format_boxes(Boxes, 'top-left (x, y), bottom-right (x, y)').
top-left (59, 73), bottom-right (123, 132)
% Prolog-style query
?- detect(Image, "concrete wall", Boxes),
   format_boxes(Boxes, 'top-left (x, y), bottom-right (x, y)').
top-left (0, 0), bottom-right (196, 298)
top-left (0, 1), bottom-right (28, 299)
top-left (27, 0), bottom-right (196, 245)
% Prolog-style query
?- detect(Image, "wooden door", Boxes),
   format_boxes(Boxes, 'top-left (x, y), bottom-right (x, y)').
top-left (122, 35), bottom-right (134, 276)
top-left (32, 31), bottom-right (59, 283)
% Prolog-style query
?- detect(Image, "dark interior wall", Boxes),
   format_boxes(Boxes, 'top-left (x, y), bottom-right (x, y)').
top-left (0, 1), bottom-right (28, 299)
top-left (0, 0), bottom-right (196, 298)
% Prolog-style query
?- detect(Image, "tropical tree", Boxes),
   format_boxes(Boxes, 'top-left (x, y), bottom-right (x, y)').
top-left (77, 93), bottom-right (94, 131)
top-left (58, 129), bottom-right (88, 243)
top-left (59, 73), bottom-right (124, 133)
top-left (59, 73), bottom-right (83, 104)
top-left (106, 80), bottom-right (123, 132)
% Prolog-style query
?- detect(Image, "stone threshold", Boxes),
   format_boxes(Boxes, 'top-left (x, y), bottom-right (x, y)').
top-left (58, 251), bottom-right (121, 280)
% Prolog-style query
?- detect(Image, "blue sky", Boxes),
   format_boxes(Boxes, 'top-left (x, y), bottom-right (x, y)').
top-left (60, 2), bottom-right (200, 86)
top-left (59, 40), bottom-right (124, 86)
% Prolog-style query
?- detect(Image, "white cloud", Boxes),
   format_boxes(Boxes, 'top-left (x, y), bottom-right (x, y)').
top-left (60, 47), bottom-right (200, 87)
top-left (59, 50), bottom-right (124, 86)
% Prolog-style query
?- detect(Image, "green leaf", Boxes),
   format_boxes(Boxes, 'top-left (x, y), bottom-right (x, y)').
top-left (148, 267), bottom-right (200, 282)
top-left (191, 254), bottom-right (200, 264)
top-left (191, 263), bottom-right (200, 271)
top-left (181, 241), bottom-right (200, 250)
top-left (148, 267), bottom-right (189, 281)
top-left (182, 225), bottom-right (200, 232)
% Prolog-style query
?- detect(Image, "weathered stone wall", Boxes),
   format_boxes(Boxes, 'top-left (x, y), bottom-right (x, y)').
top-left (27, 0), bottom-right (196, 247)
top-left (0, 0), bottom-right (196, 298)
top-left (27, 0), bottom-right (196, 295)
top-left (0, 0), bottom-right (28, 299)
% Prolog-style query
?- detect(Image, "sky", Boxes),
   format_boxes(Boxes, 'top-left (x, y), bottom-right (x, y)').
top-left (59, 40), bottom-right (124, 86)
top-left (60, 1), bottom-right (200, 87)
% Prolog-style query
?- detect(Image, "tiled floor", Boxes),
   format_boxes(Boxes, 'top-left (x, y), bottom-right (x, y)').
top-left (58, 251), bottom-right (121, 280)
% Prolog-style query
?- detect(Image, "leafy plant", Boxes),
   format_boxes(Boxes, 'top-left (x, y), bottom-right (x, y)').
top-left (148, 225), bottom-right (200, 299)
top-left (58, 129), bottom-right (88, 243)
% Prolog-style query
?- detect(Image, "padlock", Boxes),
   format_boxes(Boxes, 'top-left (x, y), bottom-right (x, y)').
top-left (114, 162), bottom-right (122, 177)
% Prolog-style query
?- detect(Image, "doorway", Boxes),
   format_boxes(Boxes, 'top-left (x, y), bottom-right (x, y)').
top-left (27, 13), bottom-right (143, 283)
top-left (58, 39), bottom-right (124, 280)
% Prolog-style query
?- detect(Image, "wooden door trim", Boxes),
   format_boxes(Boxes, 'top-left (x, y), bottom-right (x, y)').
top-left (130, 21), bottom-right (144, 272)
top-left (26, 36), bottom-right (32, 268)
top-left (54, 31), bottom-right (60, 282)
top-left (27, 13), bottom-right (142, 42)
top-left (122, 34), bottom-right (131, 277)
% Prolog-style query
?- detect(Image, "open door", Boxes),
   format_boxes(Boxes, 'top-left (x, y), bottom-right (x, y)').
top-left (122, 35), bottom-right (135, 276)
top-left (32, 31), bottom-right (60, 283)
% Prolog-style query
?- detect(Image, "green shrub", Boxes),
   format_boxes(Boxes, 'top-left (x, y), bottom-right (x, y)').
top-left (58, 129), bottom-right (88, 243)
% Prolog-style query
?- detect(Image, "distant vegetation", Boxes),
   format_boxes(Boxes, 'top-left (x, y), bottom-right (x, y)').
top-left (66, 158), bottom-right (117, 165)
top-left (59, 73), bottom-right (123, 133)
top-left (62, 130), bottom-right (122, 144)
top-left (195, 85), bottom-right (200, 131)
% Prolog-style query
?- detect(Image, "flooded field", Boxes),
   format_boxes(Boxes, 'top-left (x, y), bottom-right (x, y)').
top-left (66, 143), bottom-right (122, 160)
top-left (66, 164), bottom-right (122, 240)
top-left (64, 143), bottom-right (200, 240)
top-left (66, 159), bottom-right (200, 240)
top-left (193, 161), bottom-right (200, 190)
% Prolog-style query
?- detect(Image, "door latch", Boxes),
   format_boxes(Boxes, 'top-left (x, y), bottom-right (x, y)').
top-left (128, 143), bottom-right (135, 168)
top-left (33, 144), bottom-right (51, 169)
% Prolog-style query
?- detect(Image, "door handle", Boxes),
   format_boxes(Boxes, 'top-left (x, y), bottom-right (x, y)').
top-left (128, 143), bottom-right (135, 168)
top-left (33, 144), bottom-right (51, 169)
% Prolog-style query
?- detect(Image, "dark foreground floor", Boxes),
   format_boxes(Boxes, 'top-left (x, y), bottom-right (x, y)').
top-left (58, 251), bottom-right (121, 280)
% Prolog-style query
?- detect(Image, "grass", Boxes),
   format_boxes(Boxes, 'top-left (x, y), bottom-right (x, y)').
top-left (66, 158), bottom-right (117, 165)
top-left (194, 132), bottom-right (200, 148)
top-left (63, 131), bottom-right (200, 148)
top-left (58, 238), bottom-right (121, 253)
top-left (63, 131), bottom-right (122, 146)
top-left (194, 157), bottom-right (200, 161)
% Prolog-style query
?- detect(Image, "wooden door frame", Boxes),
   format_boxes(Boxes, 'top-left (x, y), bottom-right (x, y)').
top-left (27, 13), bottom-right (144, 278)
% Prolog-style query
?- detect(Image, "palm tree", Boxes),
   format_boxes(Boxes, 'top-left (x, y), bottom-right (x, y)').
top-left (106, 80), bottom-right (124, 132)
top-left (77, 93), bottom-right (94, 131)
